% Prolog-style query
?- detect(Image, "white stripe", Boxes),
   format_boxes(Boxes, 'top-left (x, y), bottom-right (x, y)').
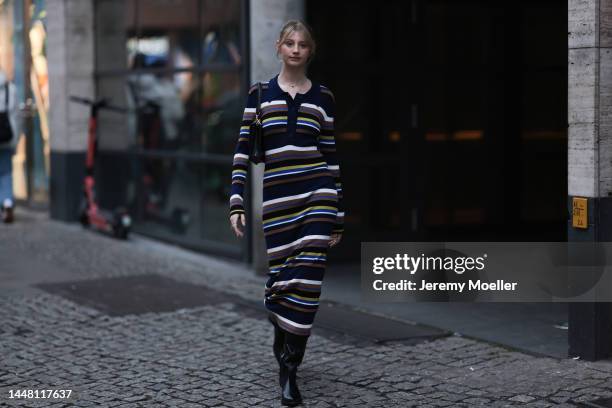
top-left (263, 188), bottom-right (336, 207)
top-left (327, 164), bottom-right (339, 170)
top-left (300, 102), bottom-right (333, 121)
top-left (263, 165), bottom-right (329, 180)
top-left (272, 278), bottom-right (322, 288)
top-left (265, 145), bottom-right (318, 155)
top-left (230, 194), bottom-right (243, 202)
top-left (244, 107), bottom-right (256, 113)
top-left (265, 210), bottom-right (337, 230)
top-left (261, 100), bottom-right (287, 108)
top-left (234, 153), bottom-right (249, 160)
top-left (274, 313), bottom-right (312, 329)
top-left (268, 234), bottom-right (330, 254)
top-left (262, 120), bottom-right (287, 128)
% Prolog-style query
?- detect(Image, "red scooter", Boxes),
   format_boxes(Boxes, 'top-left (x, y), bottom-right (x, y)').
top-left (70, 96), bottom-right (132, 239)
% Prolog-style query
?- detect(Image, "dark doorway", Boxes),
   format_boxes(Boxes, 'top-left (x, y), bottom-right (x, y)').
top-left (308, 0), bottom-right (568, 260)
top-left (306, 0), bottom-right (569, 358)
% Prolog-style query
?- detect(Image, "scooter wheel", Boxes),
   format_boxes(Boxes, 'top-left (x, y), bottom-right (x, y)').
top-left (112, 208), bottom-right (131, 240)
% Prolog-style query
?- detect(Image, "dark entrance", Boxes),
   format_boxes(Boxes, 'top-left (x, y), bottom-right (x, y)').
top-left (307, 0), bottom-right (568, 260)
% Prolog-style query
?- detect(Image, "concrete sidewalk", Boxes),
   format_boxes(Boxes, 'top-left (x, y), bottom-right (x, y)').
top-left (1, 209), bottom-right (612, 407)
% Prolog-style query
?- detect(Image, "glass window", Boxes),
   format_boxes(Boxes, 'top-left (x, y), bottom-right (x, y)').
top-left (201, 0), bottom-right (242, 66)
top-left (125, 72), bottom-right (200, 152)
top-left (130, 155), bottom-right (200, 241)
top-left (135, 0), bottom-right (200, 67)
top-left (94, 0), bottom-right (246, 254)
top-left (201, 70), bottom-right (241, 154)
top-left (201, 162), bottom-right (236, 244)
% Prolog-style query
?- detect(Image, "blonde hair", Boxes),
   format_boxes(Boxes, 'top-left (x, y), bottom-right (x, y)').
top-left (276, 20), bottom-right (316, 64)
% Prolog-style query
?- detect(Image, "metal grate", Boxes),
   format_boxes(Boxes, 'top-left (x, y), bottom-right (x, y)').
top-left (36, 274), bottom-right (230, 316)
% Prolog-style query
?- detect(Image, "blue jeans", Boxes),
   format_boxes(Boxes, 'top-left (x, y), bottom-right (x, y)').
top-left (0, 148), bottom-right (14, 203)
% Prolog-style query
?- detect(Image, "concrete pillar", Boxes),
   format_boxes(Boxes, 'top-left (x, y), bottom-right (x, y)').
top-left (248, 0), bottom-right (304, 275)
top-left (568, 0), bottom-right (612, 361)
top-left (47, 0), bottom-right (95, 221)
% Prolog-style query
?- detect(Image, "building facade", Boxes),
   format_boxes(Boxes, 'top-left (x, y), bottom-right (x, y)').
top-left (3, 0), bottom-right (612, 360)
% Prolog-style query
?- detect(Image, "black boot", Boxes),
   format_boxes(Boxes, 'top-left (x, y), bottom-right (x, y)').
top-left (279, 332), bottom-right (308, 407)
top-left (268, 315), bottom-right (285, 369)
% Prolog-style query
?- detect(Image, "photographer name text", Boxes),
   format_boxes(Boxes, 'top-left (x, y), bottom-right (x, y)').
top-left (372, 279), bottom-right (518, 292)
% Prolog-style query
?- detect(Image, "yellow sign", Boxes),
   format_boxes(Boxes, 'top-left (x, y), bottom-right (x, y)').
top-left (572, 197), bottom-right (588, 229)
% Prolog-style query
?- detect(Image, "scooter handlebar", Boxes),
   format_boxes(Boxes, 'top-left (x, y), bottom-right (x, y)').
top-left (69, 96), bottom-right (130, 114)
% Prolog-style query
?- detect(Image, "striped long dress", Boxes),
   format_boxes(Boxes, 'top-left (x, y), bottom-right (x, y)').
top-left (229, 73), bottom-right (345, 337)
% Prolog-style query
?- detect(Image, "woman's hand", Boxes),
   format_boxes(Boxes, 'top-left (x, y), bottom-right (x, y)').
top-left (230, 213), bottom-right (246, 238)
top-left (329, 232), bottom-right (342, 247)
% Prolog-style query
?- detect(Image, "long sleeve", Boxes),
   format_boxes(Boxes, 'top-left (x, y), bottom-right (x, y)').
top-left (318, 89), bottom-right (345, 234)
top-left (229, 89), bottom-right (257, 218)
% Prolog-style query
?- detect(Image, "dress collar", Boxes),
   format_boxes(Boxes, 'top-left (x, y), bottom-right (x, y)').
top-left (268, 73), bottom-right (318, 100)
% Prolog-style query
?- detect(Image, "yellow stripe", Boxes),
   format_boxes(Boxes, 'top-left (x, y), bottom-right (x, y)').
top-left (264, 206), bottom-right (337, 223)
top-left (264, 161), bottom-right (327, 174)
top-left (262, 116), bottom-right (288, 124)
top-left (284, 251), bottom-right (326, 262)
top-left (298, 117), bottom-right (320, 125)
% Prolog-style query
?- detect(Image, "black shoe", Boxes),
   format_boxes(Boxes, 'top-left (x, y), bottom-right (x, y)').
top-left (279, 332), bottom-right (308, 407)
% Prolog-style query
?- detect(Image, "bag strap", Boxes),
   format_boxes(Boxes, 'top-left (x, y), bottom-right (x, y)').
top-left (256, 82), bottom-right (262, 118)
top-left (4, 83), bottom-right (7, 110)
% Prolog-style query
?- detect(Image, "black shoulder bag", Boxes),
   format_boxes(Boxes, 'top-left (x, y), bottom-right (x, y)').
top-left (0, 83), bottom-right (13, 144)
top-left (249, 82), bottom-right (265, 164)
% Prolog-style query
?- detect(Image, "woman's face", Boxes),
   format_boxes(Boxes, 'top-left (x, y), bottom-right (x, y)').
top-left (277, 30), bottom-right (311, 68)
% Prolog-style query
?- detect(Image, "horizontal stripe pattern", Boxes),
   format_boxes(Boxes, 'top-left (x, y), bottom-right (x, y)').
top-left (230, 74), bottom-right (345, 336)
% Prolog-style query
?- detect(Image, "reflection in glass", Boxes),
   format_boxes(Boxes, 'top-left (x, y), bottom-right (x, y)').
top-left (94, 0), bottom-right (246, 254)
top-left (201, 71), bottom-right (241, 154)
top-left (201, 162), bottom-right (235, 244)
top-left (201, 0), bottom-right (242, 65)
top-left (134, 0), bottom-right (200, 67)
top-left (125, 72), bottom-right (200, 152)
top-left (130, 156), bottom-right (199, 240)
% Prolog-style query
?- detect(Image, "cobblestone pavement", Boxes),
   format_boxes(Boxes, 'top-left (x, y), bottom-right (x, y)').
top-left (2, 210), bottom-right (612, 407)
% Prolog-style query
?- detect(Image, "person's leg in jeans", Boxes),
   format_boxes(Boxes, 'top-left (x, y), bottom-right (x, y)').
top-left (0, 148), bottom-right (14, 222)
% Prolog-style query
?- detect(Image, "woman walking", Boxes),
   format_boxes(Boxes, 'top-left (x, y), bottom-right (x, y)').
top-left (229, 20), bottom-right (344, 406)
